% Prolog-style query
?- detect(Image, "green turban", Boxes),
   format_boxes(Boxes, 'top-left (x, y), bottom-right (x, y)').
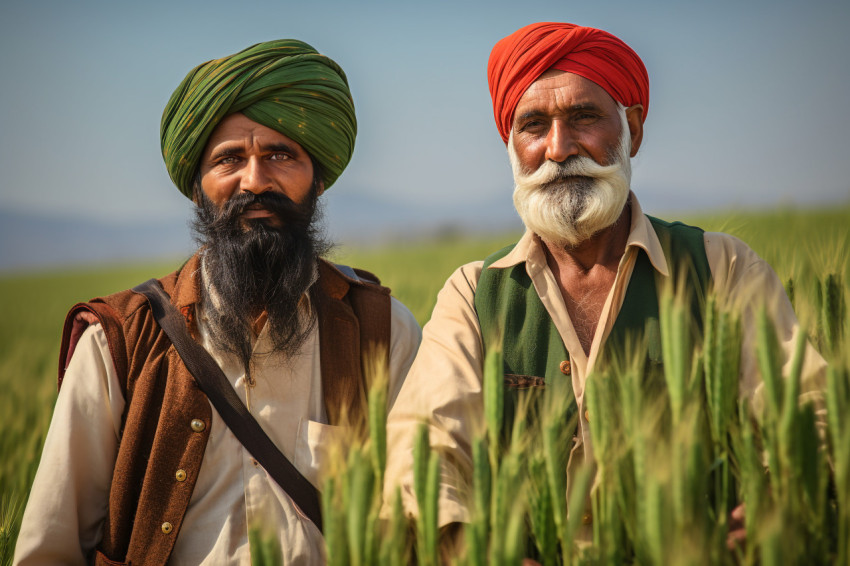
top-left (161, 39), bottom-right (357, 199)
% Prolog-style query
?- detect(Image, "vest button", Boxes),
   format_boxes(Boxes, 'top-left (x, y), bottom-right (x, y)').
top-left (161, 522), bottom-right (173, 534)
top-left (559, 360), bottom-right (571, 375)
top-left (175, 469), bottom-right (187, 482)
top-left (582, 512), bottom-right (593, 525)
top-left (190, 419), bottom-right (206, 432)
top-left (584, 410), bottom-right (590, 422)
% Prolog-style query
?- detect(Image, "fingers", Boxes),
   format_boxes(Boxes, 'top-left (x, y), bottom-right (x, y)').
top-left (726, 502), bottom-right (747, 551)
top-left (730, 502), bottom-right (746, 522)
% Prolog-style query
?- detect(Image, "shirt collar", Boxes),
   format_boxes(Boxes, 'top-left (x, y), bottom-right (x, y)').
top-left (173, 253), bottom-right (203, 312)
top-left (487, 192), bottom-right (670, 277)
top-left (624, 193), bottom-right (669, 277)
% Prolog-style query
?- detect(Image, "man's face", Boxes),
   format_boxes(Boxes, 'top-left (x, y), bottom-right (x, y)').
top-left (198, 113), bottom-right (320, 228)
top-left (510, 70), bottom-right (641, 174)
top-left (191, 112), bottom-right (330, 374)
top-left (508, 70), bottom-right (643, 248)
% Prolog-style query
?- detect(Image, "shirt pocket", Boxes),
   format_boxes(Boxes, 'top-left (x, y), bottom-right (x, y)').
top-left (294, 418), bottom-right (347, 488)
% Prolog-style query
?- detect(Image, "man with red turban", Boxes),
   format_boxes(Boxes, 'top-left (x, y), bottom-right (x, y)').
top-left (385, 22), bottom-right (824, 558)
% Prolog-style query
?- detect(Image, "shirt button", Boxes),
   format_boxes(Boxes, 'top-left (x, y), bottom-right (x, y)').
top-left (175, 469), bottom-right (187, 482)
top-left (161, 522), bottom-right (173, 534)
top-left (559, 360), bottom-right (571, 375)
top-left (582, 512), bottom-right (593, 525)
top-left (251, 458), bottom-right (260, 467)
top-left (190, 419), bottom-right (206, 432)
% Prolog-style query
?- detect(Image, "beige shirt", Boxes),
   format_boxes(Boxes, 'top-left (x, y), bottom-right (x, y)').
top-left (384, 194), bottom-right (826, 528)
top-left (15, 294), bottom-right (421, 566)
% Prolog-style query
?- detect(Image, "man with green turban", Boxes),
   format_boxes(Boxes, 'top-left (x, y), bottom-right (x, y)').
top-left (15, 40), bottom-right (421, 566)
top-left (161, 38), bottom-right (357, 199)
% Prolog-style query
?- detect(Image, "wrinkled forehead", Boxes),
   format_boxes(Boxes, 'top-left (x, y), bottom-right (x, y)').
top-left (515, 70), bottom-right (621, 118)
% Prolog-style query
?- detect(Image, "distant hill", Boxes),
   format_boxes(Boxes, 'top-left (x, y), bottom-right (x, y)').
top-left (0, 209), bottom-right (195, 273)
top-left (0, 193), bottom-right (522, 272)
top-left (322, 191), bottom-right (522, 244)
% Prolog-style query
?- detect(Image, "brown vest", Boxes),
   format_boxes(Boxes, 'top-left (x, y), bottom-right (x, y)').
top-left (57, 254), bottom-right (391, 566)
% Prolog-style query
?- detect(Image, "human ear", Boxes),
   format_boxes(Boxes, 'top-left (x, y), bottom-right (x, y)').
top-left (191, 173), bottom-right (204, 205)
top-left (626, 104), bottom-right (644, 157)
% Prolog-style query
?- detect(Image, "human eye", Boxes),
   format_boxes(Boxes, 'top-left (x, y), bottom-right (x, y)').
top-left (572, 106), bottom-right (604, 125)
top-left (269, 152), bottom-right (291, 161)
top-left (210, 152), bottom-right (240, 167)
top-left (517, 117), bottom-right (547, 135)
top-left (574, 111), bottom-right (599, 124)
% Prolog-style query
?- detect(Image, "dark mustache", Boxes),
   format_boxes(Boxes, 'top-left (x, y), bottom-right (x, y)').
top-left (223, 191), bottom-right (298, 217)
top-left (215, 191), bottom-right (312, 228)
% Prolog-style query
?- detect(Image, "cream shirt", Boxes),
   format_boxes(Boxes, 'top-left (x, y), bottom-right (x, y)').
top-left (15, 294), bottom-right (421, 565)
top-left (384, 195), bottom-right (826, 529)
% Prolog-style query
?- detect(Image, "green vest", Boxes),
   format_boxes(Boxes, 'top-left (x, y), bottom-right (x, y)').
top-left (474, 216), bottom-right (711, 439)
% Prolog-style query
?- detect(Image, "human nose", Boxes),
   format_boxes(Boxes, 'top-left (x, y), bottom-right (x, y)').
top-left (544, 120), bottom-right (579, 163)
top-left (239, 157), bottom-right (272, 195)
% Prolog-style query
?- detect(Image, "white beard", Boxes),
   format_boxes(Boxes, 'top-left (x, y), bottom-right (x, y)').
top-left (510, 108), bottom-right (632, 248)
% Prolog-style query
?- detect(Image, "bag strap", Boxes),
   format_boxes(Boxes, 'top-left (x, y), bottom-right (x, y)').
top-left (131, 279), bottom-right (323, 531)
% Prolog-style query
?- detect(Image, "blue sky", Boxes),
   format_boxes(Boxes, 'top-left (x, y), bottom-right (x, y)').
top-left (1, 0), bottom-right (848, 232)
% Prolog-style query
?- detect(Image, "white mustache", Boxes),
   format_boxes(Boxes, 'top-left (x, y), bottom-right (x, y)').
top-left (512, 150), bottom-right (626, 191)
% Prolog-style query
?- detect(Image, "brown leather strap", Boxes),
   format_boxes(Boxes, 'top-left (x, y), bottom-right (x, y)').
top-left (132, 279), bottom-right (323, 531)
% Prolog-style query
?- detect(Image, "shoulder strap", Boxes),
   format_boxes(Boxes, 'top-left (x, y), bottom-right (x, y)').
top-left (131, 279), bottom-right (323, 532)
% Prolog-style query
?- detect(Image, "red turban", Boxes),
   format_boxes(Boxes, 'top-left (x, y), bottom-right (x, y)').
top-left (488, 22), bottom-right (649, 143)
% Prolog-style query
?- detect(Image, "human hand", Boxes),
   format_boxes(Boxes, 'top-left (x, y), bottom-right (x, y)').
top-left (726, 503), bottom-right (746, 551)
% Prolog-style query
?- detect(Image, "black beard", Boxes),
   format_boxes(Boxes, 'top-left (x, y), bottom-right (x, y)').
top-left (191, 187), bottom-right (332, 378)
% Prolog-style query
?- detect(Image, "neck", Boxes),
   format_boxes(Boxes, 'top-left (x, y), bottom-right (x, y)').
top-left (541, 202), bottom-right (631, 274)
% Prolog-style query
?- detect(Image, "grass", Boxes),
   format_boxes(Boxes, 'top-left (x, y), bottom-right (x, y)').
top-left (332, 232), bottom-right (523, 326)
top-left (1, 204), bottom-right (848, 565)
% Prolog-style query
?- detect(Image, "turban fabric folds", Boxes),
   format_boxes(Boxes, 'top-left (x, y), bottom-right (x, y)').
top-left (161, 39), bottom-right (356, 199)
top-left (487, 22), bottom-right (649, 144)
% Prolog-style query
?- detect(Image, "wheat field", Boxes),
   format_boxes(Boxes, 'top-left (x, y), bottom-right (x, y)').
top-left (1, 205), bottom-right (848, 565)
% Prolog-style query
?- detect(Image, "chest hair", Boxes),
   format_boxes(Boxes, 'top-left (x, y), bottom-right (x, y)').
top-left (561, 274), bottom-right (614, 356)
